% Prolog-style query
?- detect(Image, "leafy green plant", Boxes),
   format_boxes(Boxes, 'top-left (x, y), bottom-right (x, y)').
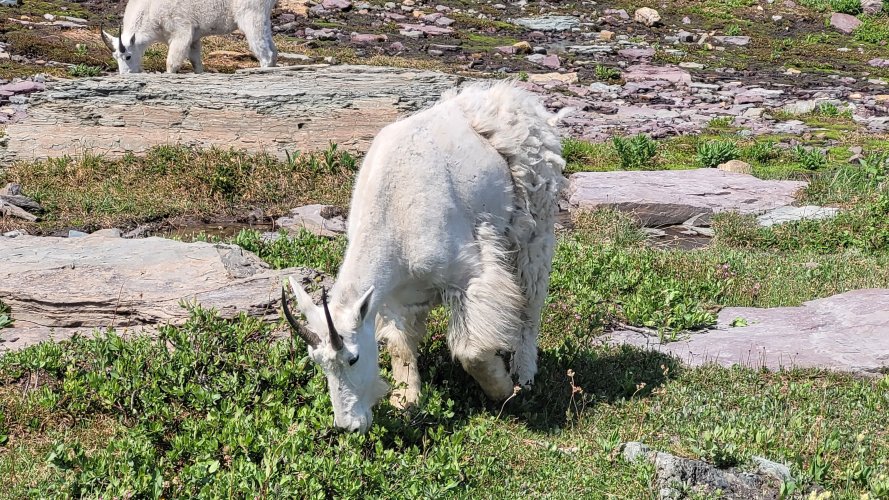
top-left (612, 134), bottom-right (658, 170)
top-left (0, 300), bottom-right (11, 329)
top-left (854, 16), bottom-right (889, 43)
top-left (830, 0), bottom-right (863, 14)
top-left (793, 145), bottom-right (828, 170)
top-left (691, 426), bottom-right (744, 468)
top-left (67, 64), bottom-right (103, 78)
top-left (594, 65), bottom-right (621, 82)
top-left (696, 140), bottom-right (740, 168)
top-left (707, 117), bottom-right (735, 131)
top-left (743, 140), bottom-right (779, 164)
top-left (815, 102), bottom-right (840, 117)
top-left (860, 152), bottom-right (889, 186)
top-left (725, 24), bottom-right (741, 36)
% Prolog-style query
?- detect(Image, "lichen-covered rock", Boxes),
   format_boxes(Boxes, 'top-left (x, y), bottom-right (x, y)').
top-left (0, 234), bottom-right (331, 351)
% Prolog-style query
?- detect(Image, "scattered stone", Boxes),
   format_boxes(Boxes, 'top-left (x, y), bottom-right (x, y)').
top-left (756, 205), bottom-right (840, 227)
top-left (751, 456), bottom-right (793, 482)
top-left (862, 0), bottom-right (883, 14)
top-left (511, 15), bottom-right (580, 32)
top-left (527, 72), bottom-right (578, 85)
top-left (607, 289), bottom-right (889, 376)
top-left (351, 33), bottom-right (388, 44)
top-left (398, 23), bottom-right (453, 35)
top-left (603, 9), bottom-right (629, 20)
top-left (276, 204), bottom-right (347, 237)
top-left (679, 62), bottom-right (705, 69)
top-left (830, 12), bottom-right (862, 34)
top-left (598, 30), bottom-right (614, 41)
top-left (714, 35), bottom-right (751, 46)
top-left (527, 54), bottom-right (560, 69)
top-left (512, 41), bottom-right (532, 54)
top-left (717, 159), bottom-right (752, 174)
top-left (0, 81), bottom-right (44, 94)
top-left (634, 7), bottom-right (661, 27)
top-left (652, 450), bottom-right (783, 499)
top-left (618, 48), bottom-right (655, 60)
top-left (622, 64), bottom-right (692, 86)
top-left (782, 100), bottom-right (817, 115)
top-left (869, 58), bottom-right (889, 67)
top-left (567, 169), bottom-right (806, 226)
top-left (621, 442), bottom-right (651, 463)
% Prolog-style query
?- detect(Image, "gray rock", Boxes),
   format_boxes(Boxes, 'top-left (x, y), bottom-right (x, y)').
top-left (0, 81), bottom-right (44, 94)
top-left (751, 456), bottom-right (793, 482)
top-left (0, 235), bottom-right (329, 352)
top-left (567, 169), bottom-right (806, 226)
top-left (0, 66), bottom-right (465, 164)
top-left (830, 12), bottom-right (862, 34)
top-left (276, 204), bottom-right (347, 237)
top-left (622, 64), bottom-right (692, 86)
top-left (714, 36), bottom-right (751, 46)
top-left (756, 205), bottom-right (840, 227)
top-left (511, 15), bottom-right (580, 31)
top-left (67, 230), bottom-right (88, 238)
top-left (321, 0), bottom-right (352, 10)
top-left (862, 0), bottom-right (883, 14)
top-left (653, 451), bottom-right (782, 499)
top-left (781, 100), bottom-right (817, 115)
top-left (622, 441), bottom-right (651, 463)
top-left (607, 289), bottom-right (889, 376)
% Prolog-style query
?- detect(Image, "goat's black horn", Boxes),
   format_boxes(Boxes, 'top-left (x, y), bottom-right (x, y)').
top-left (281, 287), bottom-right (321, 347)
top-left (321, 287), bottom-right (344, 351)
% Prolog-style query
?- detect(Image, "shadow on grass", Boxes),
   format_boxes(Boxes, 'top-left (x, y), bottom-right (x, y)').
top-left (413, 335), bottom-right (681, 433)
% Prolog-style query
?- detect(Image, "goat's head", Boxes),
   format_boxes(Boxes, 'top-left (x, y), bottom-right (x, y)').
top-left (282, 277), bottom-right (387, 433)
top-left (100, 23), bottom-right (139, 74)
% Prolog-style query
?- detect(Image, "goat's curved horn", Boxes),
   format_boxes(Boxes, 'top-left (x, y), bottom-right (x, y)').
top-left (321, 287), bottom-right (344, 351)
top-left (99, 23), bottom-right (115, 52)
top-left (281, 287), bottom-right (321, 347)
top-left (118, 21), bottom-right (126, 52)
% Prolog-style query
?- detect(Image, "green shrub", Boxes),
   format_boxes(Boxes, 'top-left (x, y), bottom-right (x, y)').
top-left (696, 140), bottom-right (740, 168)
top-left (854, 16), bottom-right (889, 43)
top-left (793, 145), bottom-right (828, 170)
top-left (743, 140), bottom-right (779, 164)
top-left (612, 134), bottom-right (658, 170)
top-left (67, 64), bottom-right (103, 78)
top-left (0, 300), bottom-right (11, 329)
top-left (594, 64), bottom-right (621, 82)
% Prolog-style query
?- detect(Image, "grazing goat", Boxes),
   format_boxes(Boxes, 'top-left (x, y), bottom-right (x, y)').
top-left (282, 82), bottom-right (566, 433)
top-left (101, 0), bottom-right (278, 74)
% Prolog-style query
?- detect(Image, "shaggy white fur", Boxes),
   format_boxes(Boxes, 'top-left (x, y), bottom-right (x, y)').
top-left (284, 81), bottom-right (566, 433)
top-left (101, 0), bottom-right (277, 74)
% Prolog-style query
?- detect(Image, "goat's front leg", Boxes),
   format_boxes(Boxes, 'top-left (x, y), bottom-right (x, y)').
top-left (377, 310), bottom-right (427, 409)
top-left (165, 36), bottom-right (192, 74)
top-left (188, 38), bottom-right (204, 73)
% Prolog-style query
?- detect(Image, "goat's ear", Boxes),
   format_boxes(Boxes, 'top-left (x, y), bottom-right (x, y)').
top-left (354, 286), bottom-right (374, 323)
top-left (287, 276), bottom-right (319, 317)
top-left (129, 34), bottom-right (136, 48)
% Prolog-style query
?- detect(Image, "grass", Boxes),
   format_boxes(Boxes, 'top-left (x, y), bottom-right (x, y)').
top-left (0, 144), bottom-right (357, 233)
top-left (0, 301), bottom-right (11, 330)
top-left (1, 216), bottom-right (889, 496)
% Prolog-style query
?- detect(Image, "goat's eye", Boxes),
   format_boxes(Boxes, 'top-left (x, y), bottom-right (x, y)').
top-left (349, 355), bottom-right (359, 366)
top-left (125, 55), bottom-right (131, 61)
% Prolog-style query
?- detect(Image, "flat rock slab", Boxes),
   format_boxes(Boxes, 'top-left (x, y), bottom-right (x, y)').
top-left (606, 289), bottom-right (889, 376)
top-left (277, 204), bottom-right (347, 237)
top-left (757, 205), bottom-right (840, 227)
top-left (0, 233), bottom-right (328, 352)
top-left (567, 169), bottom-right (807, 226)
top-left (0, 65), bottom-right (465, 164)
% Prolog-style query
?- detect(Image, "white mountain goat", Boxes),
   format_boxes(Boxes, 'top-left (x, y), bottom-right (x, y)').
top-left (100, 0), bottom-right (278, 74)
top-left (282, 82), bottom-right (566, 433)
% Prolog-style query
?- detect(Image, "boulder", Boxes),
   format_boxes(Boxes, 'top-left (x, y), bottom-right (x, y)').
top-left (830, 12), bottom-right (862, 34)
top-left (634, 7), bottom-right (661, 27)
top-left (862, 0), bottom-right (883, 14)
top-left (606, 289), bottom-right (889, 376)
top-left (0, 234), bottom-right (329, 351)
top-left (716, 159), bottom-right (752, 175)
top-left (0, 66), bottom-right (465, 164)
top-left (276, 204), bottom-right (347, 237)
top-left (567, 169), bottom-right (806, 226)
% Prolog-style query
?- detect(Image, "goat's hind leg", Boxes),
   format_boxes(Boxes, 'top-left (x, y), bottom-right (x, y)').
top-left (165, 36), bottom-right (192, 74)
top-left (238, 14), bottom-right (277, 67)
top-left (511, 228), bottom-right (556, 389)
top-left (377, 307), bottom-right (428, 409)
top-left (448, 223), bottom-right (524, 401)
top-left (188, 39), bottom-right (204, 73)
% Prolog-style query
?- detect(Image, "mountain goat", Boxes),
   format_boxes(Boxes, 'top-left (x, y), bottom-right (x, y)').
top-left (282, 82), bottom-right (566, 433)
top-left (100, 0), bottom-right (278, 74)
